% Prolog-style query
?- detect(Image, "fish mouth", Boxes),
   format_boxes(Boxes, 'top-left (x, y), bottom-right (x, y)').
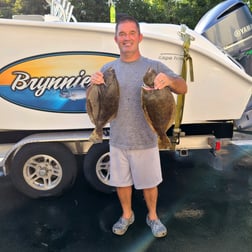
top-left (142, 83), bottom-right (155, 91)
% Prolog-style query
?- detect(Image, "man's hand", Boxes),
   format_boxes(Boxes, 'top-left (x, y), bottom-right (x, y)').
top-left (90, 71), bottom-right (105, 85)
top-left (154, 72), bottom-right (171, 90)
top-left (154, 72), bottom-right (187, 94)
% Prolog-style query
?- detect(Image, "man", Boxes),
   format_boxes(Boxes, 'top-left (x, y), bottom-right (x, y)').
top-left (91, 16), bottom-right (187, 237)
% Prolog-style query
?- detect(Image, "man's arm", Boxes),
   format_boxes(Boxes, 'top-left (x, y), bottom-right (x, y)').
top-left (154, 72), bottom-right (187, 94)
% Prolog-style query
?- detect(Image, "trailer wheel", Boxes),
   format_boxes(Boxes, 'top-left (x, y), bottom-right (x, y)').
top-left (83, 142), bottom-right (115, 193)
top-left (10, 143), bottom-right (77, 199)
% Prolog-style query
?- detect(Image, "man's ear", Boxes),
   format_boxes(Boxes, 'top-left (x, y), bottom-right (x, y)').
top-left (114, 36), bottom-right (118, 44)
top-left (139, 33), bottom-right (143, 43)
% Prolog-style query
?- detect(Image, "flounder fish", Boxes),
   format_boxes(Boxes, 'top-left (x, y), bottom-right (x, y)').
top-left (141, 68), bottom-right (176, 149)
top-left (86, 67), bottom-right (120, 143)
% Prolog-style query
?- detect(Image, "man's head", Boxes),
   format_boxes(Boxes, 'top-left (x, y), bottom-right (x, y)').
top-left (114, 16), bottom-right (143, 62)
top-left (115, 16), bottom-right (141, 35)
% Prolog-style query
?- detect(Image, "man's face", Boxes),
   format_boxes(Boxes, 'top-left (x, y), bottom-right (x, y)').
top-left (114, 21), bottom-right (143, 56)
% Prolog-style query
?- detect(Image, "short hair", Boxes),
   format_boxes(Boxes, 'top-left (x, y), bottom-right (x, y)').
top-left (115, 15), bottom-right (141, 34)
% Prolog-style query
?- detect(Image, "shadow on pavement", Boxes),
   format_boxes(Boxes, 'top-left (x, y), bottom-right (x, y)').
top-left (0, 141), bottom-right (252, 252)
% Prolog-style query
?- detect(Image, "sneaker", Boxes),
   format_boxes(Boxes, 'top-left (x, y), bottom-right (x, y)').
top-left (112, 212), bottom-right (135, 235)
top-left (146, 215), bottom-right (167, 237)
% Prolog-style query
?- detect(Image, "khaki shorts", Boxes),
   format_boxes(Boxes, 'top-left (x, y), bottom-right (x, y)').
top-left (109, 145), bottom-right (163, 189)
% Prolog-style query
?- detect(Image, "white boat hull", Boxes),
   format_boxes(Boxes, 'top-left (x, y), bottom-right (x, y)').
top-left (0, 19), bottom-right (251, 130)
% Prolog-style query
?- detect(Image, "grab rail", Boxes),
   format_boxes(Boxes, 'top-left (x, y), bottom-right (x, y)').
top-left (45, 0), bottom-right (77, 22)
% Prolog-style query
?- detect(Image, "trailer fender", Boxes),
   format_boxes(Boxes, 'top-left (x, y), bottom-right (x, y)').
top-left (2, 130), bottom-right (94, 175)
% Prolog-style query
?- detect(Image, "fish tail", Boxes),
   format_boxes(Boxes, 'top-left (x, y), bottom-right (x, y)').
top-left (158, 135), bottom-right (171, 149)
top-left (89, 129), bottom-right (103, 144)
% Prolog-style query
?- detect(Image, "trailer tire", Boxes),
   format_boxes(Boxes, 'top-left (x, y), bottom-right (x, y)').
top-left (83, 141), bottom-right (115, 193)
top-left (10, 143), bottom-right (77, 199)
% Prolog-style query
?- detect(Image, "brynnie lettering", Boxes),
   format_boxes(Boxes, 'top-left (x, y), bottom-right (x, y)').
top-left (11, 70), bottom-right (91, 97)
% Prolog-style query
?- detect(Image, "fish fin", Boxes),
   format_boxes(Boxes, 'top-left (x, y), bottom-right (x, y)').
top-left (89, 129), bottom-right (103, 144)
top-left (86, 100), bottom-right (96, 125)
top-left (158, 135), bottom-right (171, 150)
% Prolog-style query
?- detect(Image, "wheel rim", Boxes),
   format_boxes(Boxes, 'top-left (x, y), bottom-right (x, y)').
top-left (23, 154), bottom-right (63, 191)
top-left (96, 152), bottom-right (110, 186)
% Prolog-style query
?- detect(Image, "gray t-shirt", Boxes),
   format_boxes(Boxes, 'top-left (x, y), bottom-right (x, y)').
top-left (101, 56), bottom-right (179, 150)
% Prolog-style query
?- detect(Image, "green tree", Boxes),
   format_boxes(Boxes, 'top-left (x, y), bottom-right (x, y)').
top-left (70, 0), bottom-right (163, 23)
top-left (0, 0), bottom-right (251, 28)
top-left (70, 0), bottom-right (224, 27)
top-left (116, 0), bottom-right (166, 23)
top-left (12, 0), bottom-right (46, 15)
top-left (0, 0), bottom-right (47, 18)
top-left (0, 0), bottom-right (15, 18)
top-left (171, 0), bottom-right (224, 28)
top-left (70, 0), bottom-right (109, 22)
top-left (71, 0), bottom-right (174, 23)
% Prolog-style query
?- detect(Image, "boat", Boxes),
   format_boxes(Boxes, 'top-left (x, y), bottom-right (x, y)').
top-left (0, 0), bottom-right (251, 131)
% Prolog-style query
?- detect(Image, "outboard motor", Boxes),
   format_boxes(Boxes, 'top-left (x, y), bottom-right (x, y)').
top-left (195, 0), bottom-right (252, 130)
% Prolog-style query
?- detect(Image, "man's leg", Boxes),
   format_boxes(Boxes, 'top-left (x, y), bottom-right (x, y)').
top-left (144, 186), bottom-right (167, 237)
top-left (116, 186), bottom-right (133, 219)
top-left (112, 186), bottom-right (134, 235)
top-left (143, 186), bottom-right (158, 220)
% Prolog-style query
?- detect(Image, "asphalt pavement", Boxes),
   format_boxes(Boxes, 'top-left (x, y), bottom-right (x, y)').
top-left (0, 131), bottom-right (252, 252)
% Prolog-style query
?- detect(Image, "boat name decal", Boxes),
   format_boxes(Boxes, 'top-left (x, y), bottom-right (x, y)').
top-left (11, 69), bottom-right (90, 97)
